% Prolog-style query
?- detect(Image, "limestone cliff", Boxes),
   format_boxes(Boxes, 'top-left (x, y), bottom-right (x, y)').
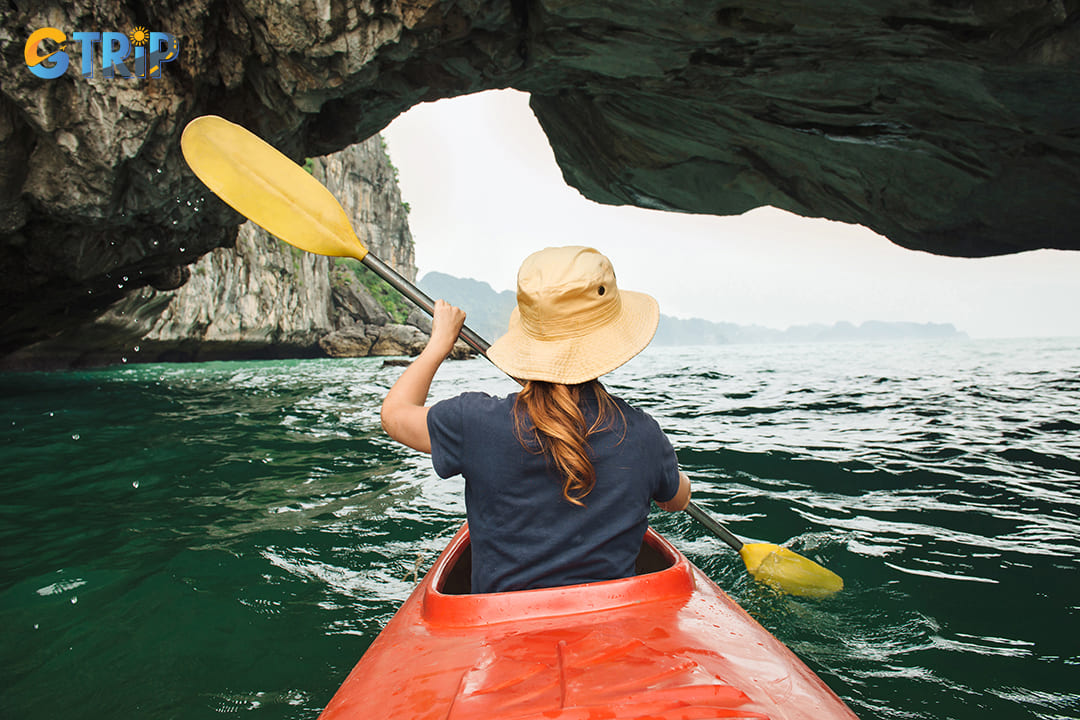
top-left (317, 140), bottom-right (416, 279)
top-left (1, 1), bottom-right (1078, 353)
top-left (0, 136), bottom-right (426, 369)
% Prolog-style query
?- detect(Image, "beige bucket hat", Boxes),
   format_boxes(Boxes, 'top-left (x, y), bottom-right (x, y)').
top-left (487, 246), bottom-right (659, 384)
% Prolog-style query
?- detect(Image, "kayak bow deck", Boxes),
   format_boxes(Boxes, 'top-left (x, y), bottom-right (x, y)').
top-left (319, 526), bottom-right (857, 720)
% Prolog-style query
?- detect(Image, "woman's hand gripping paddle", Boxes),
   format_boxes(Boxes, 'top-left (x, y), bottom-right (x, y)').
top-left (180, 115), bottom-right (844, 598)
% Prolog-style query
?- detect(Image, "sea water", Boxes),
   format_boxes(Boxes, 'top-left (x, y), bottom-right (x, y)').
top-left (1, 338), bottom-right (1078, 719)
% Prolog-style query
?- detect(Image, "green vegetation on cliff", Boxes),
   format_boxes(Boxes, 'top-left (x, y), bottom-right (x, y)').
top-left (334, 258), bottom-right (411, 323)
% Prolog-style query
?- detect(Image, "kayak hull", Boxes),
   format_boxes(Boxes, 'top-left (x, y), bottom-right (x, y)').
top-left (319, 525), bottom-right (857, 720)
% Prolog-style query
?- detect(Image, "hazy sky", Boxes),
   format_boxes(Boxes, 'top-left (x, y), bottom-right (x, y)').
top-left (382, 90), bottom-right (1079, 339)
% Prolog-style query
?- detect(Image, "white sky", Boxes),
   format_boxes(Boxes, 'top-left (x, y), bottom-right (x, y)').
top-left (383, 89), bottom-right (1080, 339)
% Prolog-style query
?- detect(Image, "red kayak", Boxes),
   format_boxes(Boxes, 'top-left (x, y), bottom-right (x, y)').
top-left (319, 525), bottom-right (858, 720)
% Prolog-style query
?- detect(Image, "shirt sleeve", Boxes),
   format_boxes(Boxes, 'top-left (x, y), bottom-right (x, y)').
top-left (427, 395), bottom-right (465, 478)
top-left (650, 419), bottom-right (682, 503)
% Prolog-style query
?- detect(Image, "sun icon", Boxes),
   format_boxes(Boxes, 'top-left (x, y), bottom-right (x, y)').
top-left (129, 26), bottom-right (149, 46)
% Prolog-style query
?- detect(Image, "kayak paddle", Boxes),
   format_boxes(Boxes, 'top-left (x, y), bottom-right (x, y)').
top-left (179, 116), bottom-right (492, 358)
top-left (179, 115), bottom-right (844, 598)
top-left (684, 501), bottom-right (842, 597)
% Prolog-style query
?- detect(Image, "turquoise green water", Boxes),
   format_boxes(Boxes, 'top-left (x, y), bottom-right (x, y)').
top-left (2, 339), bottom-right (1079, 719)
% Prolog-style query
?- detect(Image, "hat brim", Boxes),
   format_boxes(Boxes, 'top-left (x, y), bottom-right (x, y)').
top-left (487, 290), bottom-right (659, 384)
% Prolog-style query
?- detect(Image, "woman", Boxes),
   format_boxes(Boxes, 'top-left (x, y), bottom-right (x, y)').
top-left (381, 246), bottom-right (691, 594)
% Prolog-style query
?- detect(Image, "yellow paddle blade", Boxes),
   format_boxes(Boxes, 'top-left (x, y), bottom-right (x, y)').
top-left (739, 542), bottom-right (844, 598)
top-left (180, 115), bottom-right (367, 261)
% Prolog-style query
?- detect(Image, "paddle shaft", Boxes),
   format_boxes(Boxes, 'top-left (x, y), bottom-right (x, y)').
top-left (363, 253), bottom-right (490, 357)
top-left (684, 501), bottom-right (743, 551)
top-left (366, 253), bottom-right (753, 551)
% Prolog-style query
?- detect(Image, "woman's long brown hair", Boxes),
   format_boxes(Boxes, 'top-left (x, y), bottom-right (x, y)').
top-left (513, 380), bottom-right (624, 505)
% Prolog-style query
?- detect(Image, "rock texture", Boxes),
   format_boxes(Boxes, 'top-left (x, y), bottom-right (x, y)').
top-left (0, 136), bottom-right (432, 368)
top-left (318, 140), bottom-right (416, 279)
top-left (2, 1), bottom-right (1078, 353)
top-left (526, 2), bottom-right (1080, 257)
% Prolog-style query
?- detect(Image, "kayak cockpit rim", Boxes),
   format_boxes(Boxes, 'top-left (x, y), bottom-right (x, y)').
top-left (421, 525), bottom-right (697, 628)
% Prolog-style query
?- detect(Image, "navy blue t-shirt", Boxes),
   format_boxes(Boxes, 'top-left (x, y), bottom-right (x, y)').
top-left (427, 387), bottom-right (680, 594)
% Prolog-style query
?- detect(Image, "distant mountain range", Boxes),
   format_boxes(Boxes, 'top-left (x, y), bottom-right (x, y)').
top-left (418, 272), bottom-right (968, 346)
top-left (420, 272), bottom-right (519, 343)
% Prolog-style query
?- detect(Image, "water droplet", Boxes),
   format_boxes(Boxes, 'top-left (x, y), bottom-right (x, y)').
top-left (71, 433), bottom-right (80, 441)
top-left (122, 357), bottom-right (128, 363)
top-left (34, 624), bottom-right (39, 630)
top-left (156, 168), bottom-right (162, 174)
top-left (179, 247), bottom-right (186, 252)
top-left (151, 239), bottom-right (159, 247)
top-left (70, 597), bottom-right (77, 605)
top-left (186, 200), bottom-right (192, 206)
top-left (171, 220), bottom-right (178, 225)
top-left (132, 480), bottom-right (140, 489)
top-left (134, 345), bottom-right (140, 352)
top-left (122, 276), bottom-right (129, 282)
top-left (117, 283), bottom-right (124, 289)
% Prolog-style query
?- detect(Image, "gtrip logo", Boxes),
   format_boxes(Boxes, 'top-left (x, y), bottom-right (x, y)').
top-left (25, 27), bottom-right (180, 80)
